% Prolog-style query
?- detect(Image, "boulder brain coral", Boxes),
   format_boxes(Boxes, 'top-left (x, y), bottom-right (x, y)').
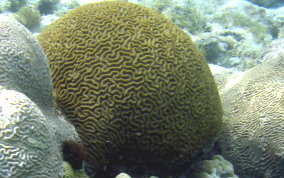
top-left (0, 15), bottom-right (53, 114)
top-left (217, 39), bottom-right (284, 177)
top-left (38, 1), bottom-right (223, 175)
top-left (0, 86), bottom-right (63, 177)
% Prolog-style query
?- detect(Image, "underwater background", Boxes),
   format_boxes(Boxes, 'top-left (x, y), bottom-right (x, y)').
top-left (0, 0), bottom-right (284, 178)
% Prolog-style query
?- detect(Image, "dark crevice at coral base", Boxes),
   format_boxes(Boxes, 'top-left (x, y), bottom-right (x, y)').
top-left (86, 144), bottom-right (221, 178)
top-left (92, 155), bottom-right (192, 178)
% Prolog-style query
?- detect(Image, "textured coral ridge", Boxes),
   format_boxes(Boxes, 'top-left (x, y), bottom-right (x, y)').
top-left (0, 15), bottom-right (81, 177)
top-left (0, 86), bottom-right (63, 177)
top-left (0, 15), bottom-right (54, 115)
top-left (38, 1), bottom-right (223, 174)
top-left (218, 39), bottom-right (284, 177)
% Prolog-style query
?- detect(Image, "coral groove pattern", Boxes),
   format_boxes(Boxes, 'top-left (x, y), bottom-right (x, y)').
top-left (0, 15), bottom-right (54, 114)
top-left (218, 39), bottom-right (284, 178)
top-left (0, 15), bottom-right (82, 177)
top-left (0, 86), bottom-right (63, 177)
top-left (38, 1), bottom-right (223, 174)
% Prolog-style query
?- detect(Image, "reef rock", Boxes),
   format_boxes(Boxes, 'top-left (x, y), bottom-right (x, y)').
top-left (193, 0), bottom-right (277, 70)
top-left (191, 155), bottom-right (238, 178)
top-left (246, 0), bottom-right (284, 8)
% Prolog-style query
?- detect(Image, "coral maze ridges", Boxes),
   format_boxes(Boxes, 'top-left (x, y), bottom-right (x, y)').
top-left (38, 1), bottom-right (223, 175)
top-left (218, 48), bottom-right (284, 177)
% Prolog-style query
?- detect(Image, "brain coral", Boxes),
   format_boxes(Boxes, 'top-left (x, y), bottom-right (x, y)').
top-left (0, 15), bottom-right (53, 114)
top-left (37, 1), bottom-right (223, 175)
top-left (0, 86), bottom-right (64, 177)
top-left (217, 39), bottom-right (284, 178)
